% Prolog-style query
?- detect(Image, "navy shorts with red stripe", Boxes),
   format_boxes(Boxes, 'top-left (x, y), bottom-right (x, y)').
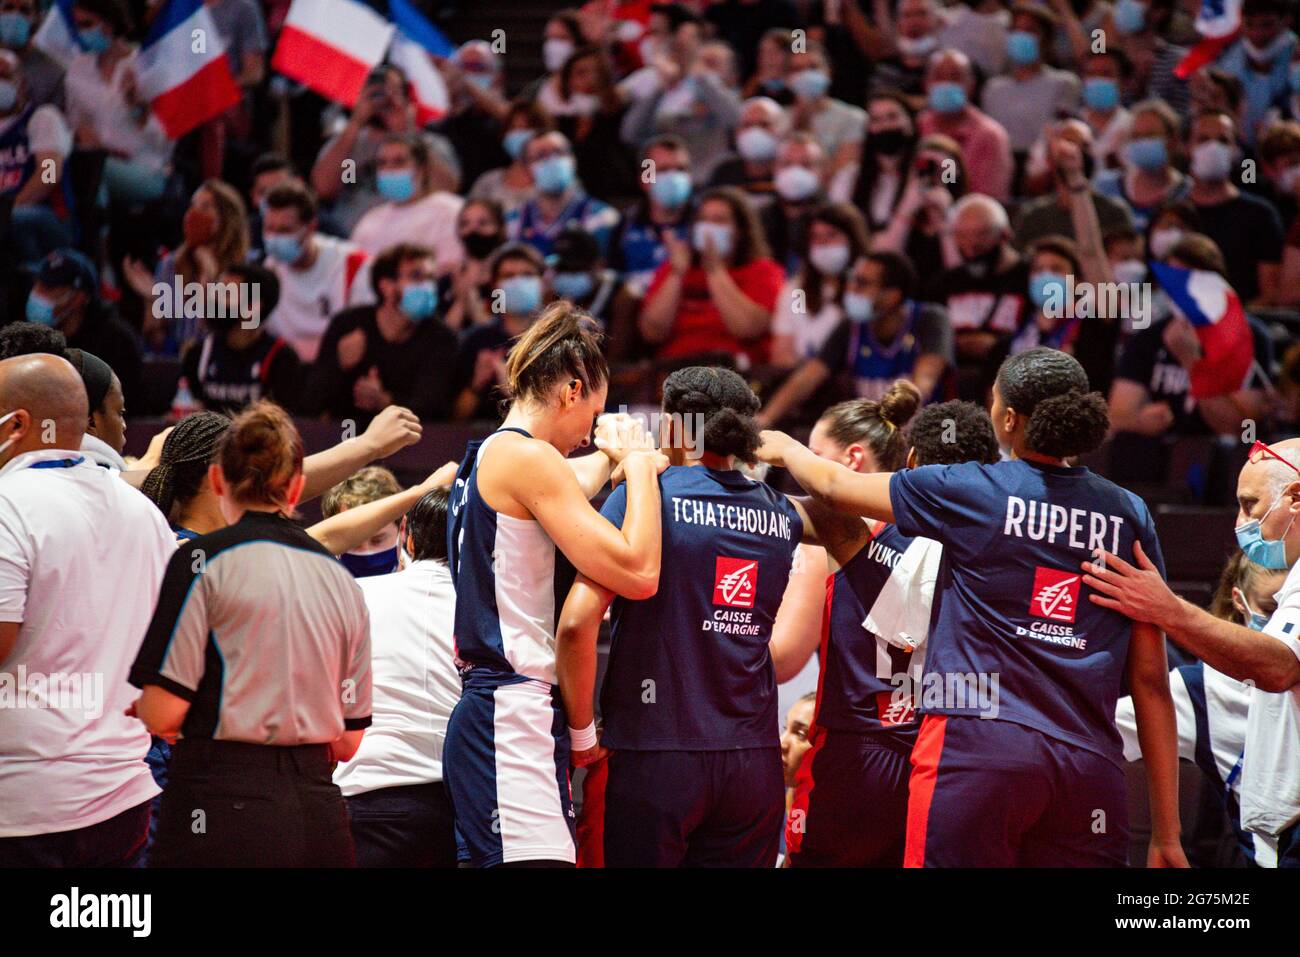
top-left (785, 726), bottom-right (912, 867)
top-left (579, 748), bottom-right (783, 867)
top-left (905, 714), bottom-right (1128, 867)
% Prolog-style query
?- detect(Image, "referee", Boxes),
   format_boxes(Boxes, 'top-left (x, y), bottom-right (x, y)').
top-left (128, 401), bottom-right (373, 867)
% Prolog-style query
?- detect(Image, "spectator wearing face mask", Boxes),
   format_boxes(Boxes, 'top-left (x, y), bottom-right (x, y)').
top-left (708, 95), bottom-right (789, 202)
top-left (849, 93), bottom-right (921, 231)
top-left (980, 5), bottom-right (1080, 157)
top-left (621, 38), bottom-right (743, 183)
top-left (122, 180), bottom-right (249, 357)
top-left (771, 202), bottom-right (871, 369)
top-left (545, 225), bottom-right (632, 331)
top-left (742, 27), bottom-right (795, 103)
top-left (349, 133), bottom-right (465, 274)
top-left (321, 467), bottom-right (403, 580)
top-left (1106, 0), bottom-right (1191, 114)
top-left (1257, 120), bottom-right (1300, 236)
top-left (918, 49), bottom-right (1014, 201)
top-left (260, 181), bottom-right (375, 364)
top-left (936, 0), bottom-right (1010, 79)
top-left (508, 131), bottom-right (621, 259)
top-left (311, 64), bottom-right (460, 235)
top-left (468, 100), bottom-right (553, 215)
top-left (1186, 109), bottom-right (1285, 305)
top-left (1072, 48), bottom-right (1133, 172)
top-left (245, 152), bottom-right (297, 259)
top-left (1013, 120), bottom-right (1134, 247)
top-left (757, 251), bottom-right (951, 428)
top-left (871, 134), bottom-right (969, 280)
top-left (0, 49), bottom-right (73, 268)
top-left (452, 243), bottom-right (548, 422)
top-left (304, 243), bottom-right (459, 425)
top-left (179, 263), bottom-right (300, 416)
top-left (63, 0), bottom-right (173, 207)
top-left (1217, 0), bottom-right (1297, 147)
top-left (25, 248), bottom-right (142, 415)
top-left (529, 10), bottom-right (590, 120)
top-left (868, 0), bottom-right (945, 111)
top-left (1093, 99), bottom-right (1189, 233)
top-left (639, 185), bottom-right (782, 368)
top-left (785, 42), bottom-right (866, 184)
top-left (442, 198), bottom-right (508, 333)
top-left (0, 0), bottom-right (64, 108)
top-left (762, 133), bottom-right (829, 272)
top-left (1114, 551), bottom-right (1288, 867)
top-left (432, 41), bottom-right (510, 194)
top-left (554, 45), bottom-right (638, 207)
top-left (610, 135), bottom-right (693, 298)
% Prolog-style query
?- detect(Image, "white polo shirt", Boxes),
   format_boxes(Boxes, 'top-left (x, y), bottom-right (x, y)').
top-left (0, 448), bottom-right (175, 837)
top-left (334, 559), bottom-right (461, 797)
top-left (1239, 558), bottom-right (1300, 854)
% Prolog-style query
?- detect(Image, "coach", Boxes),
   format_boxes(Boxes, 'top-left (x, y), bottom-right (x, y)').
top-left (1085, 438), bottom-right (1300, 868)
top-left (0, 354), bottom-right (175, 866)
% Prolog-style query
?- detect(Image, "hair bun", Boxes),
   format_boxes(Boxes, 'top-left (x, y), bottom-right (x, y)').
top-left (879, 379), bottom-right (922, 428)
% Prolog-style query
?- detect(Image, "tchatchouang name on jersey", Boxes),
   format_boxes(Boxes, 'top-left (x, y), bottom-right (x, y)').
top-left (1002, 496), bottom-right (1125, 554)
top-left (671, 497), bottom-right (794, 540)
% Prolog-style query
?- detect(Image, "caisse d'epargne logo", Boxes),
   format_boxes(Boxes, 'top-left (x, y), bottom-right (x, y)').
top-left (1029, 567), bottom-right (1081, 623)
top-left (713, 557), bottom-right (758, 608)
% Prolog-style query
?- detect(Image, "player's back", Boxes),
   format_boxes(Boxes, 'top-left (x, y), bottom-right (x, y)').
top-left (447, 429), bottom-right (576, 687)
top-left (599, 465), bottom-right (803, 750)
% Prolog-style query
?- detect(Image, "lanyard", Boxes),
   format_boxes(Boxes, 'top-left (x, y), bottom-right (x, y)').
top-left (27, 456), bottom-right (85, 470)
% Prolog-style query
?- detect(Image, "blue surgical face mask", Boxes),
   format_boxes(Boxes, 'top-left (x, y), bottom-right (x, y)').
top-left (1082, 77), bottom-right (1120, 111)
top-left (736, 126), bottom-right (779, 162)
top-left (25, 290), bottom-right (57, 325)
top-left (0, 12), bottom-right (31, 48)
top-left (340, 546), bottom-right (398, 579)
top-left (0, 79), bottom-right (16, 112)
top-left (400, 281), bottom-right (438, 321)
top-left (531, 154), bottom-right (575, 194)
top-left (377, 168), bottom-right (417, 203)
top-left (504, 129), bottom-right (534, 160)
top-left (1238, 593), bottom-right (1271, 632)
top-left (1124, 136), bottom-right (1167, 171)
top-left (843, 291), bottom-right (874, 323)
top-left (789, 69), bottom-right (830, 100)
top-left (691, 221), bottom-right (733, 258)
top-left (927, 81), bottom-right (967, 114)
top-left (1113, 0), bottom-right (1146, 35)
top-left (551, 271), bottom-right (594, 301)
top-left (1006, 31), bottom-right (1040, 66)
top-left (466, 72), bottom-right (495, 91)
top-left (1235, 492), bottom-right (1297, 570)
top-left (79, 26), bottom-right (112, 54)
top-left (500, 274), bottom-right (542, 315)
top-left (1029, 271), bottom-right (1067, 309)
top-left (263, 231), bottom-right (305, 264)
top-left (650, 169), bottom-right (692, 208)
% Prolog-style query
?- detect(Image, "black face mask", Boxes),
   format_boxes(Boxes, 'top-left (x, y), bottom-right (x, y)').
top-left (462, 231), bottom-right (503, 259)
top-left (963, 244), bottom-right (1002, 278)
top-left (870, 128), bottom-right (913, 157)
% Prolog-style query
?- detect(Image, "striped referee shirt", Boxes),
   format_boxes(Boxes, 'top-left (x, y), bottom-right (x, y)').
top-left (130, 511), bottom-right (372, 744)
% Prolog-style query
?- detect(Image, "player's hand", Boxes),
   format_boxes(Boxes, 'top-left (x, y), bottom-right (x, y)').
top-left (756, 429), bottom-right (798, 468)
top-left (571, 742), bottom-right (611, 769)
top-left (593, 412), bottom-right (653, 465)
top-left (1146, 838), bottom-right (1190, 868)
top-left (423, 460), bottom-right (460, 489)
top-left (1081, 540), bottom-right (1181, 631)
top-left (360, 405), bottom-right (422, 458)
top-left (138, 424), bottom-right (174, 472)
top-left (609, 448), bottom-right (670, 487)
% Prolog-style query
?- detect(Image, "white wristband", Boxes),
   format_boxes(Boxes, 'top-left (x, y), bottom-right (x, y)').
top-left (568, 721), bottom-right (598, 752)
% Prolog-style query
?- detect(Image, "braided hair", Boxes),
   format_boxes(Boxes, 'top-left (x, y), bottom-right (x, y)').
top-left (661, 366), bottom-right (762, 464)
top-left (140, 412), bottom-right (232, 522)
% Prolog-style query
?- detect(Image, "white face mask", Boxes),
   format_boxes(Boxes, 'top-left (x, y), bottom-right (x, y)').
top-left (1149, 226), bottom-right (1184, 259)
top-left (808, 242), bottom-right (851, 276)
top-left (1191, 140), bottom-right (1235, 182)
top-left (543, 38), bottom-right (575, 73)
top-left (1278, 162), bottom-right (1300, 194)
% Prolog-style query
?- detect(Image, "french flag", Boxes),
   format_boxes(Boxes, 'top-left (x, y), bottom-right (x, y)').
top-left (135, 0), bottom-right (242, 139)
top-left (1149, 261), bottom-right (1254, 400)
top-left (388, 0), bottom-right (452, 124)
top-left (31, 0), bottom-right (82, 69)
top-left (272, 0), bottom-right (395, 107)
top-left (1175, 0), bottom-right (1243, 79)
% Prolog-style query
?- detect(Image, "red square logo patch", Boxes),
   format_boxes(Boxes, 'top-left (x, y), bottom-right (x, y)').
top-left (1029, 567), bottom-right (1081, 623)
top-left (714, 557), bottom-right (758, 608)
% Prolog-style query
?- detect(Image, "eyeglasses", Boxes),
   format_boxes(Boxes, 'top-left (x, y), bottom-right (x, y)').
top-left (1247, 440), bottom-right (1300, 477)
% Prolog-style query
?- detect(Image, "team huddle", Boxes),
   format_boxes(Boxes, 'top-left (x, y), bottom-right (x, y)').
top-left (431, 300), bottom-right (1186, 868)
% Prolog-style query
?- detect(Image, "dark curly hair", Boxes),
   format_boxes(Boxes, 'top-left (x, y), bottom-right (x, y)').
top-left (0, 322), bottom-right (68, 361)
top-left (140, 412), bottom-right (232, 522)
top-left (908, 400), bottom-right (1000, 466)
top-left (662, 366), bottom-right (762, 464)
top-left (996, 348), bottom-right (1108, 459)
top-left (816, 379), bottom-right (921, 472)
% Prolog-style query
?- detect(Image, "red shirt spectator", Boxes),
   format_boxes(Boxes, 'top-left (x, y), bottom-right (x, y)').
top-left (644, 256), bottom-right (784, 365)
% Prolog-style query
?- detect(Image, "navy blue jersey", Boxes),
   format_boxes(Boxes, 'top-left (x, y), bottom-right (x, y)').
top-left (815, 524), bottom-right (925, 741)
top-left (447, 428), bottom-right (577, 687)
top-left (889, 458), bottom-right (1166, 766)
top-left (599, 466), bottom-right (803, 750)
